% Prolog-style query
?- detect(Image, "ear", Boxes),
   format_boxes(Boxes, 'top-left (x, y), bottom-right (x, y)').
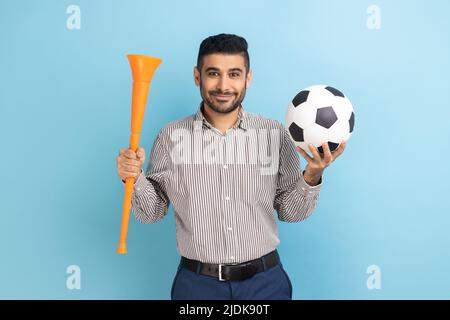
top-left (194, 66), bottom-right (201, 87)
top-left (245, 69), bottom-right (252, 89)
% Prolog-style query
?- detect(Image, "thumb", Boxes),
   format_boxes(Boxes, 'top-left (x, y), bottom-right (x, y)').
top-left (137, 148), bottom-right (145, 159)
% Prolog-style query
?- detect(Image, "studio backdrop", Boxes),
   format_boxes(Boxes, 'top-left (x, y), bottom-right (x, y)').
top-left (1, 0), bottom-right (449, 299)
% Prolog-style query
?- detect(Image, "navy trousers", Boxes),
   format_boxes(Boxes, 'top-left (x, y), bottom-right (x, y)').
top-left (171, 256), bottom-right (293, 300)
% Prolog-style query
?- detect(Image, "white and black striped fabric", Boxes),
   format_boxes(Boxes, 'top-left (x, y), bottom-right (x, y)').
top-left (129, 104), bottom-right (322, 264)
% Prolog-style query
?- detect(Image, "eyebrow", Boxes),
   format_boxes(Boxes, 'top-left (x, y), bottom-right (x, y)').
top-left (205, 67), bottom-right (243, 73)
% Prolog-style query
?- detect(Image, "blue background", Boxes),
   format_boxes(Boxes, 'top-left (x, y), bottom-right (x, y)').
top-left (1, 0), bottom-right (449, 299)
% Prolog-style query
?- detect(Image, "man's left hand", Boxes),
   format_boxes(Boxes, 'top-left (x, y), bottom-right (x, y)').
top-left (296, 141), bottom-right (347, 185)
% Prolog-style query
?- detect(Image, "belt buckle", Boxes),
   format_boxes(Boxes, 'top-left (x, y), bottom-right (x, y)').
top-left (218, 264), bottom-right (225, 281)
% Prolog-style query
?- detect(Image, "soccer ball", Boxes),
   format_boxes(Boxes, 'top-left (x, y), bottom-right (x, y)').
top-left (285, 85), bottom-right (355, 154)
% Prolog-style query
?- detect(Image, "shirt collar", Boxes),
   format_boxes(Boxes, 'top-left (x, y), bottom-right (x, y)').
top-left (194, 102), bottom-right (248, 131)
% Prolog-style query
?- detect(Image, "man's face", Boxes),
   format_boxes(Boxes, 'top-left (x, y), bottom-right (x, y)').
top-left (194, 53), bottom-right (252, 114)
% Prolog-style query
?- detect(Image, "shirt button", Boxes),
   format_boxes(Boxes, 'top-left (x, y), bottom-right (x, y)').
top-left (225, 196), bottom-right (230, 201)
top-left (223, 165), bottom-right (228, 169)
top-left (230, 256), bottom-right (235, 260)
top-left (227, 227), bottom-right (232, 231)
top-left (136, 187), bottom-right (141, 191)
top-left (222, 136), bottom-right (226, 140)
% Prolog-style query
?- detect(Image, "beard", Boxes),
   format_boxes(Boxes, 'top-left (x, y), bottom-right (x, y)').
top-left (200, 78), bottom-right (247, 114)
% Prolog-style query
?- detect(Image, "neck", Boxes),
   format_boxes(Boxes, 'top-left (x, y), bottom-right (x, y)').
top-left (202, 102), bottom-right (241, 134)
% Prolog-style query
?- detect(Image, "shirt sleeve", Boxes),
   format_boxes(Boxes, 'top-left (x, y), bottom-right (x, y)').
top-left (273, 125), bottom-right (323, 222)
top-left (126, 130), bottom-right (171, 224)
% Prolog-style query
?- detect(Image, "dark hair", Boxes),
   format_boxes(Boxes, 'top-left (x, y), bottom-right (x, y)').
top-left (197, 33), bottom-right (250, 74)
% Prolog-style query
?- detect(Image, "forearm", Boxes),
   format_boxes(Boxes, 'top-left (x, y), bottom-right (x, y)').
top-left (276, 173), bottom-right (322, 222)
top-left (129, 171), bottom-right (170, 224)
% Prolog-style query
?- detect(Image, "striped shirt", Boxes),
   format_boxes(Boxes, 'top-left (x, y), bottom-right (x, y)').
top-left (129, 103), bottom-right (323, 264)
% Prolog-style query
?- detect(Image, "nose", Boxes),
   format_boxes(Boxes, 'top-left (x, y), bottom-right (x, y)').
top-left (216, 75), bottom-right (231, 93)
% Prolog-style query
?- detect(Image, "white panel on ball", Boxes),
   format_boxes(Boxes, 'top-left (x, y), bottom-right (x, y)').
top-left (303, 123), bottom-right (329, 151)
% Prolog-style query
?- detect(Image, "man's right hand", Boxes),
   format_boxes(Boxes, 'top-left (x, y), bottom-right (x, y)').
top-left (117, 147), bottom-right (145, 182)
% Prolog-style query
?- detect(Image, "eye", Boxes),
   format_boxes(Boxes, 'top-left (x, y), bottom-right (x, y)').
top-left (208, 72), bottom-right (219, 76)
top-left (230, 72), bottom-right (241, 78)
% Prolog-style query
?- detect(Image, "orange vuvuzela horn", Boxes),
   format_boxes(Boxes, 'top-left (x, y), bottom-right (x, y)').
top-left (117, 54), bottom-right (162, 254)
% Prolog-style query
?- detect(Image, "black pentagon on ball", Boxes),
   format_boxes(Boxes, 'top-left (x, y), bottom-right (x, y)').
top-left (288, 122), bottom-right (304, 142)
top-left (292, 90), bottom-right (309, 107)
top-left (325, 86), bottom-right (345, 97)
top-left (318, 142), bottom-right (340, 153)
top-left (316, 106), bottom-right (338, 129)
top-left (349, 112), bottom-right (355, 132)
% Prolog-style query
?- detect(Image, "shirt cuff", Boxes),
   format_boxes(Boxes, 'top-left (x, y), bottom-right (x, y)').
top-left (121, 169), bottom-right (147, 197)
top-left (133, 169), bottom-right (148, 197)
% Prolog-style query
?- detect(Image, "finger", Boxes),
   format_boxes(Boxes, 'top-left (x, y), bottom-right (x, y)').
top-left (122, 171), bottom-right (139, 179)
top-left (118, 156), bottom-right (141, 167)
top-left (136, 148), bottom-right (145, 159)
top-left (332, 140), bottom-right (347, 158)
top-left (124, 159), bottom-right (141, 167)
top-left (308, 144), bottom-right (321, 161)
top-left (119, 148), bottom-right (127, 155)
top-left (296, 146), bottom-right (313, 162)
top-left (121, 164), bottom-right (141, 172)
top-left (124, 149), bottom-right (137, 160)
top-left (322, 142), bottom-right (333, 163)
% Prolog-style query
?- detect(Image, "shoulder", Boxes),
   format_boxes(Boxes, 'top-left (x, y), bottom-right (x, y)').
top-left (156, 113), bottom-right (196, 138)
top-left (244, 111), bottom-right (286, 131)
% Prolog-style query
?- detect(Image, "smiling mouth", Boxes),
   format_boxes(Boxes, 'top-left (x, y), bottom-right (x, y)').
top-left (212, 93), bottom-right (234, 101)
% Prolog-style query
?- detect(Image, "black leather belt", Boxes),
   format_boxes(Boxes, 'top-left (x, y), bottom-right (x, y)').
top-left (180, 250), bottom-right (280, 281)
